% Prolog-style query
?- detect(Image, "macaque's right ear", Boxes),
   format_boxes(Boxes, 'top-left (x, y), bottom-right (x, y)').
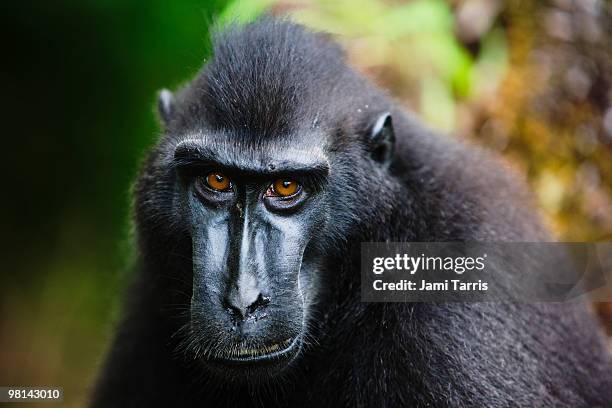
top-left (157, 88), bottom-right (174, 126)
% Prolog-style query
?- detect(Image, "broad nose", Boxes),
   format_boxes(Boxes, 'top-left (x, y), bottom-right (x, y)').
top-left (224, 272), bottom-right (270, 321)
top-left (224, 200), bottom-right (272, 321)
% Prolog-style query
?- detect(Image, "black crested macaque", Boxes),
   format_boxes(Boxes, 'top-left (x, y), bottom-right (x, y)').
top-left (92, 17), bottom-right (612, 407)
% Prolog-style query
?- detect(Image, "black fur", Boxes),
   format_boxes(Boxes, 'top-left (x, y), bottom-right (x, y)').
top-left (92, 17), bottom-right (612, 407)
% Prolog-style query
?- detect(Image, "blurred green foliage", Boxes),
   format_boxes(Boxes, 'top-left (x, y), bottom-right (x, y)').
top-left (292, 0), bottom-right (482, 131)
top-left (1, 1), bottom-right (611, 406)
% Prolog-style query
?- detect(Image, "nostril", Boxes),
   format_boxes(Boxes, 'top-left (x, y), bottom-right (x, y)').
top-left (247, 294), bottom-right (270, 315)
top-left (223, 293), bottom-right (270, 321)
top-left (224, 302), bottom-right (243, 320)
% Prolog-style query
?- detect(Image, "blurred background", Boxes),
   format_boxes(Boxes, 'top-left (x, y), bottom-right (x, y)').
top-left (1, 0), bottom-right (611, 406)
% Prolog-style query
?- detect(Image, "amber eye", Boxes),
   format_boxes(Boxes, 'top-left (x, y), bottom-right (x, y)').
top-left (267, 179), bottom-right (300, 197)
top-left (205, 172), bottom-right (231, 192)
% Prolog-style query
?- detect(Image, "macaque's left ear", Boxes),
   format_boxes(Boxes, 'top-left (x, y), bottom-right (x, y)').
top-left (157, 88), bottom-right (175, 127)
top-left (369, 112), bottom-right (395, 168)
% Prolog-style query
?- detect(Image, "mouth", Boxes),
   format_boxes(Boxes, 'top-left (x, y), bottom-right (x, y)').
top-left (215, 336), bottom-right (301, 364)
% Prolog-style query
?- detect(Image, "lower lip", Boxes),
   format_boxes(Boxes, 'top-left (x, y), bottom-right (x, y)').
top-left (218, 336), bottom-right (301, 364)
